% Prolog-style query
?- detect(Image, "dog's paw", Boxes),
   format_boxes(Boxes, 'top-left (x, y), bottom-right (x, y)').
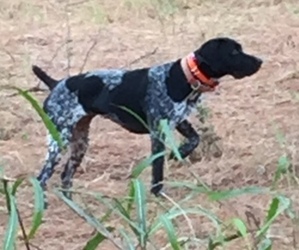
top-left (151, 183), bottom-right (163, 197)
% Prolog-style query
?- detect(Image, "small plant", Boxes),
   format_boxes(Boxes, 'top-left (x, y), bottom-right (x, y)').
top-left (1, 171), bottom-right (44, 250)
top-left (1, 87), bottom-right (298, 249)
top-left (196, 104), bottom-right (211, 124)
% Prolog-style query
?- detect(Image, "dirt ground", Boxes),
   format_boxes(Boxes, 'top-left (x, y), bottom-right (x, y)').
top-left (0, 0), bottom-right (299, 249)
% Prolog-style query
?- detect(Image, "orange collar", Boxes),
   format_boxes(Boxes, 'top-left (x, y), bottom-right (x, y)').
top-left (184, 53), bottom-right (219, 91)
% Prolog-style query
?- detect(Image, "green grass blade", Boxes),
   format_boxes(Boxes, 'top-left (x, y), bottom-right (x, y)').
top-left (3, 192), bottom-right (18, 250)
top-left (133, 179), bottom-right (147, 247)
top-left (13, 87), bottom-right (64, 149)
top-left (231, 218), bottom-right (247, 237)
top-left (83, 207), bottom-right (116, 249)
top-left (117, 105), bottom-right (150, 132)
top-left (113, 198), bottom-right (140, 237)
top-left (3, 180), bottom-right (11, 212)
top-left (99, 205), bottom-right (115, 223)
top-left (272, 155), bottom-right (290, 188)
top-left (128, 151), bottom-right (165, 216)
top-left (274, 128), bottom-right (286, 147)
top-left (119, 228), bottom-right (135, 250)
top-left (165, 180), bottom-right (209, 193)
top-left (131, 151), bottom-right (166, 178)
top-left (256, 195), bottom-right (291, 238)
top-left (77, 189), bottom-right (142, 236)
top-left (159, 119), bottom-right (182, 161)
top-left (208, 186), bottom-right (269, 201)
top-left (92, 192), bottom-right (143, 235)
top-left (0, 168), bottom-right (4, 195)
top-left (83, 227), bottom-right (114, 250)
top-left (54, 190), bottom-right (116, 241)
top-left (11, 178), bottom-right (25, 196)
top-left (258, 238), bottom-right (272, 250)
top-left (28, 177), bottom-right (45, 239)
top-left (126, 182), bottom-right (135, 215)
top-left (266, 197), bottom-right (279, 224)
top-left (150, 207), bottom-right (222, 236)
top-left (159, 214), bottom-right (180, 250)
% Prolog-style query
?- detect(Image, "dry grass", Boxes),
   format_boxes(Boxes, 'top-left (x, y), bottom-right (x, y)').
top-left (0, 0), bottom-right (299, 249)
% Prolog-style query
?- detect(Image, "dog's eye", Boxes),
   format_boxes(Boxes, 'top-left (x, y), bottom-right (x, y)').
top-left (232, 49), bottom-right (239, 55)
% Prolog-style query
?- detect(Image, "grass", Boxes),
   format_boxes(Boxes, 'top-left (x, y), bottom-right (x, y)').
top-left (0, 88), bottom-right (298, 249)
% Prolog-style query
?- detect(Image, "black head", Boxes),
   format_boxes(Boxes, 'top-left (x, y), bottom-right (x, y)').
top-left (194, 37), bottom-right (263, 79)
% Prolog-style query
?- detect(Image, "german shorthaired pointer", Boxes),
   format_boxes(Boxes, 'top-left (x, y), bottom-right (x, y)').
top-left (32, 37), bottom-right (262, 206)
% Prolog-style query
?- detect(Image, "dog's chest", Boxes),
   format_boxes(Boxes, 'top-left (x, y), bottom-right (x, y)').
top-left (149, 94), bottom-right (198, 127)
top-left (146, 64), bottom-right (199, 127)
top-left (171, 100), bottom-right (197, 125)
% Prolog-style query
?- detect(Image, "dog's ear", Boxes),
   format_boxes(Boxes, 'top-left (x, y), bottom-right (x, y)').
top-left (193, 49), bottom-right (222, 79)
top-left (195, 54), bottom-right (208, 65)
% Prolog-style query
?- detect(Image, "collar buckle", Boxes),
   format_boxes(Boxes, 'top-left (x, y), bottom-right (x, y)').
top-left (190, 81), bottom-right (201, 91)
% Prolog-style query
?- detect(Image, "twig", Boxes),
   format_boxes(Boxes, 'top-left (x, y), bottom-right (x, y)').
top-left (49, 43), bottom-right (66, 64)
top-left (79, 39), bottom-right (98, 74)
top-left (160, 191), bottom-right (196, 240)
top-left (80, 42), bottom-right (157, 73)
top-left (7, 85), bottom-right (48, 98)
top-left (292, 223), bottom-right (298, 250)
top-left (67, 0), bottom-right (88, 7)
top-left (209, 232), bottom-right (242, 249)
top-left (245, 210), bottom-right (261, 229)
top-left (2, 48), bottom-right (16, 64)
top-left (6, 0), bottom-right (74, 98)
top-left (16, 207), bottom-right (31, 250)
top-left (11, 46), bottom-right (158, 97)
top-left (124, 47), bottom-right (158, 69)
top-left (0, 176), bottom-right (17, 182)
top-left (210, 228), bottom-right (260, 249)
top-left (29, 243), bottom-right (42, 250)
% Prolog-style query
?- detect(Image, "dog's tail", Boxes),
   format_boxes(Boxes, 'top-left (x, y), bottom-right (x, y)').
top-left (32, 65), bottom-right (59, 90)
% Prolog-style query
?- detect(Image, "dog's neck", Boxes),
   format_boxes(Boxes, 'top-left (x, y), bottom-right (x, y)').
top-left (165, 55), bottom-right (218, 102)
top-left (181, 53), bottom-right (219, 91)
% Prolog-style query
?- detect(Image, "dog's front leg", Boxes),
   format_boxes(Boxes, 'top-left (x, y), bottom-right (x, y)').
top-left (150, 134), bottom-right (166, 196)
top-left (169, 120), bottom-right (200, 160)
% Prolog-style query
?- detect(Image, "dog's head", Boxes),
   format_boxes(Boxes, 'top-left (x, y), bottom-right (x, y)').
top-left (194, 37), bottom-right (262, 80)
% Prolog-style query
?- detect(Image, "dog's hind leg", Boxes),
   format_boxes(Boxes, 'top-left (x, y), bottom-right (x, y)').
top-left (169, 120), bottom-right (200, 160)
top-left (60, 115), bottom-right (93, 199)
top-left (37, 81), bottom-right (88, 207)
top-left (37, 130), bottom-right (71, 188)
top-left (37, 129), bottom-right (72, 208)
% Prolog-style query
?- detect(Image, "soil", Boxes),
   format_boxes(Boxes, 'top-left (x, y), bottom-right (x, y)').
top-left (0, 0), bottom-right (299, 249)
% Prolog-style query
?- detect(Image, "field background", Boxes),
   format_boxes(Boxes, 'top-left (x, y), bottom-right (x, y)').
top-left (0, 0), bottom-right (299, 249)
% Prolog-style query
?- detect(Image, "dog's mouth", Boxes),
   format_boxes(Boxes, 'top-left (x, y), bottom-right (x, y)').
top-left (231, 55), bottom-right (263, 80)
top-left (232, 65), bottom-right (262, 79)
top-left (232, 72), bottom-right (247, 79)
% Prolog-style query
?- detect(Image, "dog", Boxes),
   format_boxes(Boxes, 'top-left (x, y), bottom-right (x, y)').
top-left (32, 37), bottom-right (262, 205)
